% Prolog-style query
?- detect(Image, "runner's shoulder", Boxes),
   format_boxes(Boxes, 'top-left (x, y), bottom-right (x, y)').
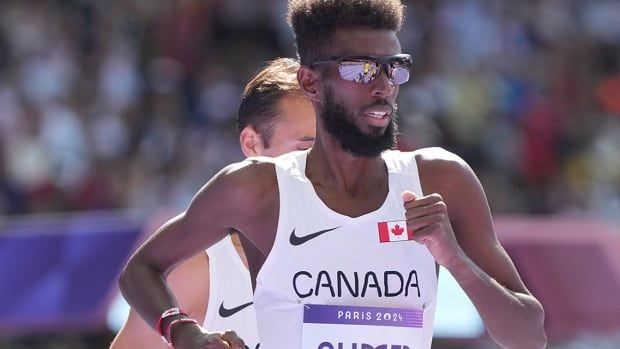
top-left (411, 146), bottom-right (466, 168)
top-left (212, 156), bottom-right (279, 198)
top-left (221, 156), bottom-right (277, 179)
top-left (183, 157), bottom-right (279, 232)
top-left (410, 147), bottom-right (472, 188)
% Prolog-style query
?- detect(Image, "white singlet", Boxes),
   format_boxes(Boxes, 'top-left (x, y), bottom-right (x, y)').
top-left (203, 235), bottom-right (260, 349)
top-left (254, 150), bottom-right (438, 349)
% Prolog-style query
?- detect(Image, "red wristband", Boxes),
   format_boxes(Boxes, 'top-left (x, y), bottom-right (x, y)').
top-left (166, 317), bottom-right (199, 348)
top-left (156, 307), bottom-right (187, 340)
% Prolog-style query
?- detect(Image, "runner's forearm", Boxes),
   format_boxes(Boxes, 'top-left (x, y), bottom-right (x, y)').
top-left (446, 255), bottom-right (547, 349)
top-left (118, 256), bottom-right (181, 334)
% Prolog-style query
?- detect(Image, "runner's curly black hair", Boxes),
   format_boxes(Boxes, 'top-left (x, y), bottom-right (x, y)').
top-left (287, 0), bottom-right (405, 65)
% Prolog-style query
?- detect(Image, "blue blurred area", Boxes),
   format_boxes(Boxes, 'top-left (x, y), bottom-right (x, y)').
top-left (0, 212), bottom-right (144, 334)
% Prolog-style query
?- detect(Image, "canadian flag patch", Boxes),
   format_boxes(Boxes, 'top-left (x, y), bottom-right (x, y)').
top-left (378, 220), bottom-right (414, 243)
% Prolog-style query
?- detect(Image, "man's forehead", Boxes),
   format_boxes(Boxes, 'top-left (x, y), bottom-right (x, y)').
top-left (326, 27), bottom-right (402, 57)
top-left (276, 94), bottom-right (315, 123)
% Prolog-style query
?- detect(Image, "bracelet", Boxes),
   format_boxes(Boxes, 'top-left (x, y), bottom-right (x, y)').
top-left (166, 318), bottom-right (199, 348)
top-left (156, 307), bottom-right (187, 341)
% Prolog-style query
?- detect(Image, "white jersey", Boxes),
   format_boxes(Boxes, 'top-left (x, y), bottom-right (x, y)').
top-left (203, 235), bottom-right (260, 349)
top-left (254, 150), bottom-right (438, 349)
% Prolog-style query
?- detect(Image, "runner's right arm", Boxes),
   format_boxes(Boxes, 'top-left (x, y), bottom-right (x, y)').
top-left (118, 159), bottom-right (279, 349)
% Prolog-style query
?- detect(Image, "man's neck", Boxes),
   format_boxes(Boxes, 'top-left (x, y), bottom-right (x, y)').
top-left (306, 137), bottom-right (387, 196)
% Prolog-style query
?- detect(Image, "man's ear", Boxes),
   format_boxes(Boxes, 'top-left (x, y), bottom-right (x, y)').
top-left (298, 66), bottom-right (321, 102)
top-left (239, 126), bottom-right (265, 157)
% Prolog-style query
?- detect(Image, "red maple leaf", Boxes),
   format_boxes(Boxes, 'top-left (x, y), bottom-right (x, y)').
top-left (391, 224), bottom-right (404, 236)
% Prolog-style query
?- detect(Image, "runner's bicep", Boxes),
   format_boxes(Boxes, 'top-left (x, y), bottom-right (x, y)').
top-left (447, 165), bottom-right (529, 294)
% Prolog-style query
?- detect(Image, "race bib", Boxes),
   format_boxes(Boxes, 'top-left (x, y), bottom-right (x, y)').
top-left (302, 304), bottom-right (424, 349)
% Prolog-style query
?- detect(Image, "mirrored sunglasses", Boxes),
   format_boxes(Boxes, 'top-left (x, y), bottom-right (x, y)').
top-left (311, 54), bottom-right (413, 85)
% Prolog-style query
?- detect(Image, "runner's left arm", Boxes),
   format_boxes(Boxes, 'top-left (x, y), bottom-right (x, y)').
top-left (408, 148), bottom-right (546, 349)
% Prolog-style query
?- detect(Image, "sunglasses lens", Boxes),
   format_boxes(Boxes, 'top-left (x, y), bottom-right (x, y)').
top-left (335, 57), bottom-right (411, 84)
top-left (391, 65), bottom-right (410, 85)
top-left (339, 61), bottom-right (379, 83)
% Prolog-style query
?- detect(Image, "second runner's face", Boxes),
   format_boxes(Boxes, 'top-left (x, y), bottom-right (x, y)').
top-left (260, 94), bottom-right (316, 157)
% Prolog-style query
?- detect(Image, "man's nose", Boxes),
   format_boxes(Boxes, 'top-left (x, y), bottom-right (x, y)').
top-left (371, 67), bottom-right (396, 98)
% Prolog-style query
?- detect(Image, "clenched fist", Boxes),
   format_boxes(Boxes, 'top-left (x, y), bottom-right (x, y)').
top-left (402, 191), bottom-right (466, 268)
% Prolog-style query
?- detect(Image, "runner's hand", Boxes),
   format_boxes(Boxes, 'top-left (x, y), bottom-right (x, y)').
top-left (171, 323), bottom-right (246, 349)
top-left (402, 191), bottom-right (466, 268)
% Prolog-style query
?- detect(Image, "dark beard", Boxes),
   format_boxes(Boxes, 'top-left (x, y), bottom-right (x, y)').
top-left (320, 87), bottom-right (399, 157)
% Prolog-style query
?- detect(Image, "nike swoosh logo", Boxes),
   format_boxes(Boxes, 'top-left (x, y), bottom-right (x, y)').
top-left (218, 301), bottom-right (253, 318)
top-left (289, 226), bottom-right (340, 246)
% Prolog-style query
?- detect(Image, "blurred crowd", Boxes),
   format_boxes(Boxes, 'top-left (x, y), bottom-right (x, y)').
top-left (1, 0), bottom-right (619, 347)
top-left (1, 0), bottom-right (619, 219)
